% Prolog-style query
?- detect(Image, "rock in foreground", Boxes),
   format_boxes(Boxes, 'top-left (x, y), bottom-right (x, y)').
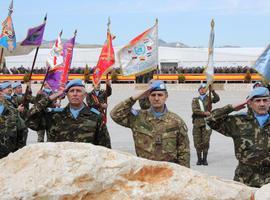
top-left (0, 142), bottom-right (255, 200)
top-left (255, 183), bottom-right (270, 200)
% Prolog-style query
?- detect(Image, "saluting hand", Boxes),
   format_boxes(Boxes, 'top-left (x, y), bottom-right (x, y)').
top-left (233, 101), bottom-right (247, 111)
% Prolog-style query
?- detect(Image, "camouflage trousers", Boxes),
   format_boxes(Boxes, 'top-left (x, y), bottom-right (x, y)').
top-left (234, 163), bottom-right (270, 188)
top-left (37, 130), bottom-right (46, 142)
top-left (192, 125), bottom-right (212, 152)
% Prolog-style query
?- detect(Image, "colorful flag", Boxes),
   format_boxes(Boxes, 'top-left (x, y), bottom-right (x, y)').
top-left (21, 22), bottom-right (46, 46)
top-left (118, 20), bottom-right (158, 76)
top-left (46, 31), bottom-right (63, 69)
top-left (0, 0), bottom-right (16, 52)
top-left (92, 31), bottom-right (115, 86)
top-left (46, 32), bottom-right (76, 92)
top-left (205, 19), bottom-right (215, 86)
top-left (252, 44), bottom-right (270, 82)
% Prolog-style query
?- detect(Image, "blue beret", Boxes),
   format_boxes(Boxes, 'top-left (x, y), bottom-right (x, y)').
top-left (247, 87), bottom-right (269, 100)
top-left (0, 82), bottom-right (12, 90)
top-left (12, 82), bottom-right (22, 89)
top-left (65, 79), bottom-right (84, 92)
top-left (150, 80), bottom-right (167, 92)
top-left (198, 83), bottom-right (207, 90)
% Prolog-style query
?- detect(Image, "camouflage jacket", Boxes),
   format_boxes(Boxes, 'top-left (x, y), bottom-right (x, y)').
top-left (0, 100), bottom-right (28, 159)
top-left (206, 104), bottom-right (270, 167)
top-left (192, 90), bottom-right (220, 127)
top-left (26, 97), bottom-right (111, 148)
top-left (86, 86), bottom-right (112, 110)
top-left (111, 97), bottom-right (190, 167)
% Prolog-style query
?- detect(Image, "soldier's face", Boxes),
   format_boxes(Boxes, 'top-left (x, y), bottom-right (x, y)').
top-left (2, 87), bottom-right (12, 96)
top-left (14, 86), bottom-right (22, 94)
top-left (248, 97), bottom-right (270, 115)
top-left (199, 87), bottom-right (206, 95)
top-left (149, 91), bottom-right (168, 110)
top-left (67, 86), bottom-right (86, 107)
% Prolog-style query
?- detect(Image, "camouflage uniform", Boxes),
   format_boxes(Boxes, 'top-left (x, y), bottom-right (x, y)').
top-left (192, 90), bottom-right (220, 165)
top-left (139, 97), bottom-right (151, 110)
top-left (26, 97), bottom-right (111, 148)
top-left (206, 104), bottom-right (270, 187)
top-left (0, 100), bottom-right (28, 159)
top-left (34, 92), bottom-right (55, 142)
top-left (86, 85), bottom-right (112, 110)
top-left (111, 97), bottom-right (190, 167)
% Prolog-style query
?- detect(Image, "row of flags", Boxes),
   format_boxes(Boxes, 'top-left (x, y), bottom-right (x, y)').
top-left (1, 0), bottom-right (270, 91)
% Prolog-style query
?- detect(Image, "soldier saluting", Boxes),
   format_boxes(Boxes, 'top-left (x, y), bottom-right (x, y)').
top-left (26, 79), bottom-right (111, 148)
top-left (206, 87), bottom-right (270, 187)
top-left (111, 80), bottom-right (190, 167)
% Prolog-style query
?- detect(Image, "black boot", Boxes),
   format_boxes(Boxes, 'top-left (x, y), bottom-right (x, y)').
top-left (202, 151), bottom-right (208, 165)
top-left (196, 151), bottom-right (202, 165)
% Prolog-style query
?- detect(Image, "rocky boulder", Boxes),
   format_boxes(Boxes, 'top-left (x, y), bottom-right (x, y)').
top-left (255, 183), bottom-right (270, 200)
top-left (0, 142), bottom-right (256, 200)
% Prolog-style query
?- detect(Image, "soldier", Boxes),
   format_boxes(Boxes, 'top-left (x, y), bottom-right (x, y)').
top-left (191, 83), bottom-right (220, 165)
top-left (12, 81), bottom-right (35, 119)
top-left (0, 87), bottom-right (28, 159)
top-left (26, 79), bottom-right (111, 148)
top-left (110, 80), bottom-right (190, 167)
top-left (206, 87), bottom-right (270, 187)
top-left (35, 82), bottom-right (54, 142)
top-left (86, 80), bottom-right (112, 123)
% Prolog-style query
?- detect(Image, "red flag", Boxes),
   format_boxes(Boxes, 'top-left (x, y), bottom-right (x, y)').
top-left (92, 31), bottom-right (115, 86)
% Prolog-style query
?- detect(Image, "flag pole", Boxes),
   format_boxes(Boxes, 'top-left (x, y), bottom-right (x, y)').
top-left (156, 18), bottom-right (159, 80)
top-left (207, 19), bottom-right (215, 112)
top-left (104, 17), bottom-right (111, 123)
top-left (0, 48), bottom-right (4, 73)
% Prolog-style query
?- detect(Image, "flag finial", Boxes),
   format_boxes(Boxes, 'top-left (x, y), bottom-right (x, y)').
top-left (44, 13), bottom-right (47, 22)
top-left (155, 18), bottom-right (158, 24)
top-left (74, 29), bottom-right (77, 36)
top-left (107, 17), bottom-right (111, 32)
top-left (8, 0), bottom-right (13, 16)
top-left (211, 19), bottom-right (215, 29)
top-left (59, 30), bottom-right (63, 36)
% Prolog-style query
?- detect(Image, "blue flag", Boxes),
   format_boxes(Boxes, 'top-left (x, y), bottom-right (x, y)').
top-left (253, 45), bottom-right (270, 82)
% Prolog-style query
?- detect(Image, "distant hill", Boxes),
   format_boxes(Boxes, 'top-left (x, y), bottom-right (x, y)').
top-left (158, 39), bottom-right (189, 48)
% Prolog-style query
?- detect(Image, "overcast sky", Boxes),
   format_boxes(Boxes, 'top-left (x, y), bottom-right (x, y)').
top-left (0, 0), bottom-right (269, 47)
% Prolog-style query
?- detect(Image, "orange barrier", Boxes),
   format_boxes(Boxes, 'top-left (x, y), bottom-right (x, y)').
top-left (0, 73), bottom-right (262, 82)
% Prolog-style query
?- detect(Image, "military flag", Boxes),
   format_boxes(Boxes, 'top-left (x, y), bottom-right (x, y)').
top-left (252, 44), bottom-right (270, 82)
top-left (46, 31), bottom-right (76, 91)
top-left (92, 22), bottom-right (115, 86)
top-left (21, 16), bottom-right (46, 46)
top-left (118, 20), bottom-right (158, 76)
top-left (205, 19), bottom-right (215, 86)
top-left (0, 0), bottom-right (16, 52)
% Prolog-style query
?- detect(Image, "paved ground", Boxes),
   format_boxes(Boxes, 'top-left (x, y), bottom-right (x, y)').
top-left (26, 84), bottom-right (251, 181)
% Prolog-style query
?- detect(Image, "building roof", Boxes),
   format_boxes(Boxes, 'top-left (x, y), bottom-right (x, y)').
top-left (5, 46), bottom-right (264, 70)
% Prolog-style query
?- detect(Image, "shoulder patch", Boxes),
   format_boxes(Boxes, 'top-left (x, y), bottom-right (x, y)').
top-left (90, 107), bottom-right (101, 115)
top-left (47, 107), bottom-right (64, 112)
top-left (131, 108), bottom-right (139, 116)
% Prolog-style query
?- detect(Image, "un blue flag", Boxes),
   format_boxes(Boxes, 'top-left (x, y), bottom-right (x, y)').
top-left (253, 45), bottom-right (270, 82)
